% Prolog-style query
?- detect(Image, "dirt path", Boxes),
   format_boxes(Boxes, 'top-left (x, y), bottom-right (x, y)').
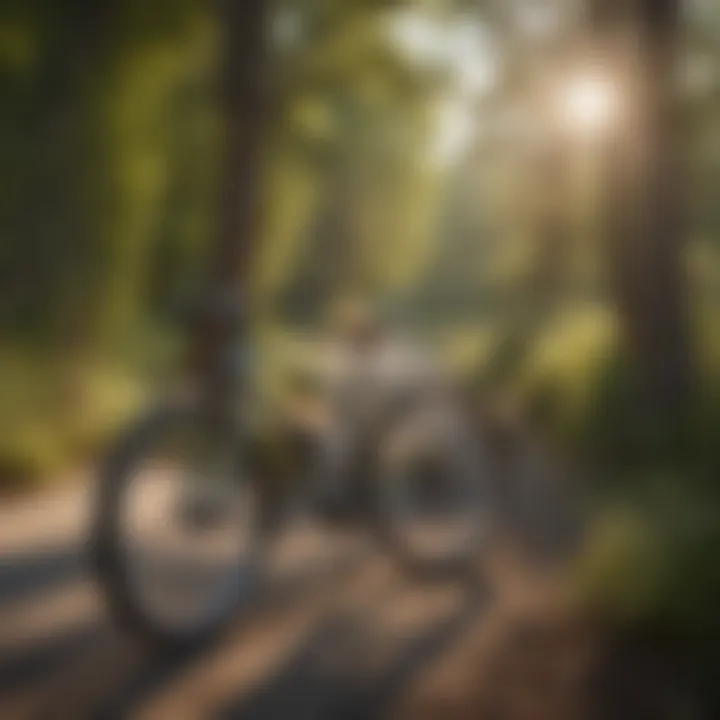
top-left (0, 479), bottom-right (480, 720)
top-left (0, 467), bottom-right (687, 720)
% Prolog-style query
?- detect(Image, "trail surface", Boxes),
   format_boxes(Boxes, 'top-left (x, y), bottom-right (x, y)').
top-left (0, 464), bottom-right (657, 720)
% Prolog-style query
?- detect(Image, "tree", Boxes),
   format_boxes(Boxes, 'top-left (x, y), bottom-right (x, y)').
top-left (590, 0), bottom-right (693, 414)
top-left (191, 0), bottom-right (268, 389)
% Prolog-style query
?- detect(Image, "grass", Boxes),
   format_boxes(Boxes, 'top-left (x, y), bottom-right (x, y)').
top-left (571, 479), bottom-right (720, 709)
top-left (0, 351), bottom-right (145, 491)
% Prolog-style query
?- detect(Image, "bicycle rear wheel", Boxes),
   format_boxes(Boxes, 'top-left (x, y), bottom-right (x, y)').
top-left (378, 404), bottom-right (491, 580)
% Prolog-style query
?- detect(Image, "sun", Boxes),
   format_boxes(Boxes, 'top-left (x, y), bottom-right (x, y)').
top-left (561, 74), bottom-right (617, 135)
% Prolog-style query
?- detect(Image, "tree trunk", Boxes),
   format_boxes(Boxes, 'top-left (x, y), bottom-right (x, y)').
top-left (191, 0), bottom-right (269, 389)
top-left (634, 0), bottom-right (692, 412)
top-left (591, 0), bottom-right (692, 415)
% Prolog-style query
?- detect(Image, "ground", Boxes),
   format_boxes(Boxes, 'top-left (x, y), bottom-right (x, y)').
top-left (0, 464), bottom-right (696, 720)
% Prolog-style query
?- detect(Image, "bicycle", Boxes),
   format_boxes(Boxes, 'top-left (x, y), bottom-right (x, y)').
top-left (90, 305), bottom-right (490, 649)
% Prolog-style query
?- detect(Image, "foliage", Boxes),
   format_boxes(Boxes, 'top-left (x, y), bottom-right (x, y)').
top-left (574, 482), bottom-right (720, 706)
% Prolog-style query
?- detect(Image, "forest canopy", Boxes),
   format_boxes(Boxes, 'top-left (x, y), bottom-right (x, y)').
top-left (1, 0), bottom-right (720, 478)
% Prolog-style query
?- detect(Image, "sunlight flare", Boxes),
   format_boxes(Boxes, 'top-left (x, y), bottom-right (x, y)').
top-left (560, 73), bottom-right (618, 135)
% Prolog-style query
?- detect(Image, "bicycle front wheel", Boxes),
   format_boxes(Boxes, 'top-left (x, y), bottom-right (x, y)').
top-left (91, 401), bottom-right (268, 649)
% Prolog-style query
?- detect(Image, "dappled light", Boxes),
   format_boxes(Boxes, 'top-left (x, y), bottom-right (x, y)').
top-left (1, 0), bottom-right (720, 718)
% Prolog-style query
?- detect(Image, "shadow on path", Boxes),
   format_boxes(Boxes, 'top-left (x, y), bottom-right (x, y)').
top-left (86, 546), bottom-right (372, 720)
top-left (216, 581), bottom-right (489, 720)
top-left (0, 547), bottom-right (83, 606)
top-left (0, 621), bottom-right (98, 693)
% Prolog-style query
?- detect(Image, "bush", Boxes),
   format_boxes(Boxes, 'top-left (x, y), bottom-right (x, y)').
top-left (0, 352), bottom-right (145, 491)
top-left (574, 483), bottom-right (720, 709)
